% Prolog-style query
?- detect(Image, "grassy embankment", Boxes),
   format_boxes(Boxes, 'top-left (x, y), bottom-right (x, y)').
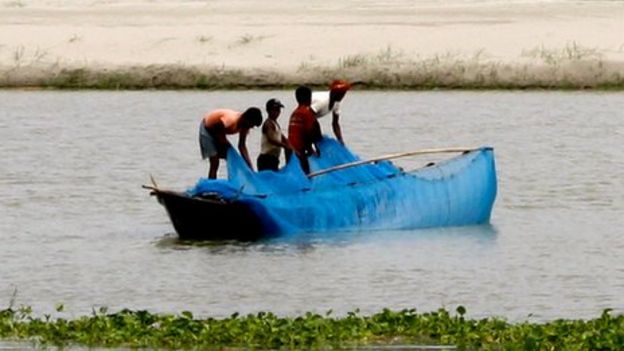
top-left (1, 43), bottom-right (623, 90)
top-left (1, 305), bottom-right (623, 350)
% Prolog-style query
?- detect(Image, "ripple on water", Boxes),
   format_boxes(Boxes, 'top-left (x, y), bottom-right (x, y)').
top-left (0, 90), bottom-right (623, 322)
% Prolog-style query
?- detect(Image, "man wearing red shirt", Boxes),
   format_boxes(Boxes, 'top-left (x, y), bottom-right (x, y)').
top-left (288, 85), bottom-right (321, 175)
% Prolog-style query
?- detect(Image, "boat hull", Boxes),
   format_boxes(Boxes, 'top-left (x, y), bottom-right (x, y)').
top-left (152, 190), bottom-right (265, 241)
top-left (149, 146), bottom-right (497, 241)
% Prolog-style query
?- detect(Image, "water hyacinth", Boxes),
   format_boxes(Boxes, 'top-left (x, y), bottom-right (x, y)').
top-left (1, 306), bottom-right (624, 350)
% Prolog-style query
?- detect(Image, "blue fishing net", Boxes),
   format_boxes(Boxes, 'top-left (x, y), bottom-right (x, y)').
top-left (187, 136), bottom-right (497, 237)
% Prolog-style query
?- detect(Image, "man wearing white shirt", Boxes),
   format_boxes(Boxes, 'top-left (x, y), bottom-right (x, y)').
top-left (310, 80), bottom-right (352, 145)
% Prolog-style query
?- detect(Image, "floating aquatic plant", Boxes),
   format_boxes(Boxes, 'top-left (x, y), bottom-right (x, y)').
top-left (1, 306), bottom-right (623, 350)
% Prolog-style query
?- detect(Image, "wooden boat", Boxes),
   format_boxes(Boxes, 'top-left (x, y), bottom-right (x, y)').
top-left (147, 187), bottom-right (272, 241)
top-left (145, 139), bottom-right (497, 241)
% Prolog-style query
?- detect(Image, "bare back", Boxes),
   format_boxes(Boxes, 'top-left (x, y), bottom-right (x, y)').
top-left (203, 109), bottom-right (242, 134)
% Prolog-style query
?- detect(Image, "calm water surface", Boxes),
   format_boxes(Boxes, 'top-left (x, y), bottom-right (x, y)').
top-left (0, 90), bottom-right (623, 323)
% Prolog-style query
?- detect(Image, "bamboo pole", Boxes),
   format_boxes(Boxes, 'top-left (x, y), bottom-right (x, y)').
top-left (142, 174), bottom-right (160, 192)
top-left (307, 147), bottom-right (479, 178)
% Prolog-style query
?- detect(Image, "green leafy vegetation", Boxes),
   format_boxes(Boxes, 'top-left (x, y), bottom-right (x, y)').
top-left (1, 306), bottom-right (623, 350)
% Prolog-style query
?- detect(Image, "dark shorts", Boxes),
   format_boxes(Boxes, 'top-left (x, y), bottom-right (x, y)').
top-left (199, 121), bottom-right (218, 159)
top-left (257, 153), bottom-right (280, 171)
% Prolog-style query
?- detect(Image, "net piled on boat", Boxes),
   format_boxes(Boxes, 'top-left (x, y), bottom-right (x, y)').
top-left (187, 137), bottom-right (496, 236)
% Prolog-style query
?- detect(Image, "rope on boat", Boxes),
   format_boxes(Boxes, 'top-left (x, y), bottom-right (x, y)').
top-left (307, 147), bottom-right (479, 178)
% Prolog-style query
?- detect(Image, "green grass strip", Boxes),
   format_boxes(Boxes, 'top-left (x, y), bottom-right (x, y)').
top-left (1, 306), bottom-right (624, 350)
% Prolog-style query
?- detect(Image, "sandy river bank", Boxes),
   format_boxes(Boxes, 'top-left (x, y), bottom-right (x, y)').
top-left (1, 0), bottom-right (623, 88)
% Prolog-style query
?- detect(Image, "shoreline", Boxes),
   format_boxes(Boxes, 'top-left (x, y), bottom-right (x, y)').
top-left (2, 59), bottom-right (623, 90)
top-left (1, 0), bottom-right (623, 90)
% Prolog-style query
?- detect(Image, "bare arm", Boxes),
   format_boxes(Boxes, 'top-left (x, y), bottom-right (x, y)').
top-left (206, 121), bottom-right (231, 156)
top-left (238, 128), bottom-right (253, 170)
top-left (311, 119), bottom-right (322, 157)
top-left (282, 134), bottom-right (293, 161)
top-left (264, 122), bottom-right (291, 149)
top-left (332, 111), bottom-right (343, 144)
top-left (280, 134), bottom-right (292, 150)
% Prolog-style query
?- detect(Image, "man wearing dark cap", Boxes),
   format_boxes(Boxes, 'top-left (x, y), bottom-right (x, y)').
top-left (256, 98), bottom-right (292, 171)
top-left (311, 79), bottom-right (352, 145)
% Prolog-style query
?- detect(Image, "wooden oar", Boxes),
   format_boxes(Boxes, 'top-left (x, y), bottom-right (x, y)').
top-left (307, 147), bottom-right (479, 178)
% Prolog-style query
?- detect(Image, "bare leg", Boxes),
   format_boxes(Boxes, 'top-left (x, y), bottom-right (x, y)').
top-left (297, 154), bottom-right (310, 175)
top-left (208, 156), bottom-right (220, 179)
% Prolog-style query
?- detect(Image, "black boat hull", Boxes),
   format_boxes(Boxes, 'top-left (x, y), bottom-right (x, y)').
top-left (152, 189), bottom-right (266, 241)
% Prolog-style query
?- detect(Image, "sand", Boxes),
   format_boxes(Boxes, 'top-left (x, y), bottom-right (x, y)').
top-left (1, 0), bottom-right (623, 88)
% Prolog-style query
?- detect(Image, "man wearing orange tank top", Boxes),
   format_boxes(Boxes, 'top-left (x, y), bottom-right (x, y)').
top-left (288, 86), bottom-right (321, 175)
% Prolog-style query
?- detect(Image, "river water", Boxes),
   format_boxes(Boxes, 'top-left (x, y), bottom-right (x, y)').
top-left (0, 90), bottom-right (622, 323)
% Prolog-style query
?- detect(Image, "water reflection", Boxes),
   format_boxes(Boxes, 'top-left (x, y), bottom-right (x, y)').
top-left (153, 224), bottom-right (498, 255)
top-left (154, 233), bottom-right (257, 252)
top-left (0, 341), bottom-right (40, 351)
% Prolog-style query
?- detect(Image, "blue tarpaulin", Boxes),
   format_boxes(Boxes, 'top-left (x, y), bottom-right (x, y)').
top-left (188, 137), bottom-right (497, 237)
